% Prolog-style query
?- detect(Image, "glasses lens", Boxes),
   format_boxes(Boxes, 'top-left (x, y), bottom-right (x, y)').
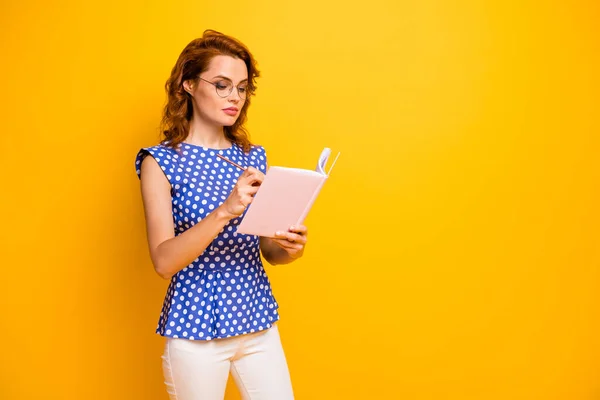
top-left (215, 81), bottom-right (233, 98)
top-left (237, 86), bottom-right (248, 99)
top-left (214, 80), bottom-right (248, 99)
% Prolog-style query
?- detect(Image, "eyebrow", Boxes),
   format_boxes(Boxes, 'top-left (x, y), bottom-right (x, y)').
top-left (211, 75), bottom-right (248, 84)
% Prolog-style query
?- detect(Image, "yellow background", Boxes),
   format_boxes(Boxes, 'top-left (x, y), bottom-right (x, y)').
top-left (1, 0), bottom-right (599, 399)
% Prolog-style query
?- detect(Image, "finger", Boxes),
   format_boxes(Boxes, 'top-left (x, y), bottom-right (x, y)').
top-left (239, 166), bottom-right (258, 176)
top-left (272, 238), bottom-right (304, 250)
top-left (240, 194), bottom-right (256, 207)
top-left (288, 225), bottom-right (308, 236)
top-left (240, 183), bottom-right (261, 193)
top-left (240, 166), bottom-right (262, 178)
top-left (239, 185), bottom-right (260, 198)
top-left (236, 176), bottom-right (263, 193)
top-left (240, 171), bottom-right (264, 187)
top-left (274, 231), bottom-right (307, 245)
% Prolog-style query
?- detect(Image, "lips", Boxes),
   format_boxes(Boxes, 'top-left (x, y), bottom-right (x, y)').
top-left (223, 107), bottom-right (239, 116)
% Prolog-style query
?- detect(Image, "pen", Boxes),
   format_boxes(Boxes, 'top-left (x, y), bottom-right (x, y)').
top-left (216, 154), bottom-right (247, 171)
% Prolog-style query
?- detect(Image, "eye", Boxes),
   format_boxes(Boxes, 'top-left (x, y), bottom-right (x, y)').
top-left (215, 82), bottom-right (229, 90)
top-left (238, 86), bottom-right (247, 93)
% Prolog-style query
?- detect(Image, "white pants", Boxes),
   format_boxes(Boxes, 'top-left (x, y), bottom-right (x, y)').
top-left (162, 324), bottom-right (294, 400)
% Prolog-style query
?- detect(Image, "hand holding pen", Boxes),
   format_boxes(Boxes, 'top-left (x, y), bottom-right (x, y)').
top-left (217, 154), bottom-right (264, 219)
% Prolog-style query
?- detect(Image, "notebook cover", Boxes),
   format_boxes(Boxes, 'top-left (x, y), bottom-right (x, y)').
top-left (236, 166), bottom-right (327, 237)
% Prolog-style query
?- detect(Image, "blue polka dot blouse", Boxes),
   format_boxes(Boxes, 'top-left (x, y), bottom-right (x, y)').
top-left (135, 142), bottom-right (279, 341)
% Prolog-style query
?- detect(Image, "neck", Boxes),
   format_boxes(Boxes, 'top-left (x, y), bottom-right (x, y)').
top-left (185, 116), bottom-right (230, 149)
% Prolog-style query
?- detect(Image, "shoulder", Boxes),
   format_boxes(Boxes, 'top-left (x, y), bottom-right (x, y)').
top-left (135, 143), bottom-right (179, 179)
top-left (247, 143), bottom-right (267, 160)
top-left (138, 142), bottom-right (179, 160)
top-left (245, 144), bottom-right (268, 171)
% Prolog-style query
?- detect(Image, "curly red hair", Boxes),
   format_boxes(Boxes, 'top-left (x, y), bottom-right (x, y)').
top-left (160, 30), bottom-right (260, 153)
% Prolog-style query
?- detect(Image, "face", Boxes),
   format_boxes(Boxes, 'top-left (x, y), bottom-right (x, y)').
top-left (184, 55), bottom-right (249, 127)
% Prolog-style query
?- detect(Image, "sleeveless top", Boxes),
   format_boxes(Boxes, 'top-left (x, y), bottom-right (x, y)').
top-left (135, 142), bottom-right (279, 341)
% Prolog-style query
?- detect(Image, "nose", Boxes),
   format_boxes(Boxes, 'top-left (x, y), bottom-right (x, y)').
top-left (228, 87), bottom-right (243, 102)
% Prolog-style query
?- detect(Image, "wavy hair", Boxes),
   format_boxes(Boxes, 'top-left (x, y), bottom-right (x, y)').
top-left (160, 30), bottom-right (260, 152)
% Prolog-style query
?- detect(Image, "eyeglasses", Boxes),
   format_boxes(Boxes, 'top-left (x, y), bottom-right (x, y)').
top-left (198, 77), bottom-right (250, 100)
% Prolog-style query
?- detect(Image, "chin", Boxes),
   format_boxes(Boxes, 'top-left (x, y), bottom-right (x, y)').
top-left (220, 117), bottom-right (239, 127)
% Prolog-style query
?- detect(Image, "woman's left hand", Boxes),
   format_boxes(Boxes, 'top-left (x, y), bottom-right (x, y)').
top-left (272, 225), bottom-right (308, 260)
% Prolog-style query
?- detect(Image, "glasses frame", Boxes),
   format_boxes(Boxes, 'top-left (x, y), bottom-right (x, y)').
top-left (198, 77), bottom-right (251, 100)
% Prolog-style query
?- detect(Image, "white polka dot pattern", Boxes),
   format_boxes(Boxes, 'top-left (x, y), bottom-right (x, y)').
top-left (135, 142), bottom-right (279, 340)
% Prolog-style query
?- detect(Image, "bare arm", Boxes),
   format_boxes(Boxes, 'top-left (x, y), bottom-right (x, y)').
top-left (140, 155), bottom-right (263, 279)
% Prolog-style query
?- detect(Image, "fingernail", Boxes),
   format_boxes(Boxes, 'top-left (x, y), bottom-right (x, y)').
top-left (290, 225), bottom-right (295, 230)
top-left (275, 231), bottom-right (282, 236)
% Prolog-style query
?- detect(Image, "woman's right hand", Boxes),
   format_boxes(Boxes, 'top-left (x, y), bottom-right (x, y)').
top-left (220, 166), bottom-right (264, 219)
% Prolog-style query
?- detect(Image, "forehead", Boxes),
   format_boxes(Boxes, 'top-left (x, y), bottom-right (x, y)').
top-left (205, 55), bottom-right (248, 81)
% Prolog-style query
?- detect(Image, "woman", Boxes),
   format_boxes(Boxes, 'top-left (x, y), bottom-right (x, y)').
top-left (135, 30), bottom-right (306, 399)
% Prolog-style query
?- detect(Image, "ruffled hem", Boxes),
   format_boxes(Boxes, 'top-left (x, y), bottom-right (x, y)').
top-left (156, 313), bottom-right (280, 341)
top-left (154, 266), bottom-right (280, 341)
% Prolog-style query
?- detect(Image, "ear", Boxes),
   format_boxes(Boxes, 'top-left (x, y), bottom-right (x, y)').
top-left (183, 80), bottom-right (194, 95)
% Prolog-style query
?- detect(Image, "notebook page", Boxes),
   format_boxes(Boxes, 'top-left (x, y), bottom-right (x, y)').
top-left (316, 147), bottom-right (331, 175)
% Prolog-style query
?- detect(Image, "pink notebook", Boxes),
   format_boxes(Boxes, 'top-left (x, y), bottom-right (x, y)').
top-left (236, 148), bottom-right (340, 238)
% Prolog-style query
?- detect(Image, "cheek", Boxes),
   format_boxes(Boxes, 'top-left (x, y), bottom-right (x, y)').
top-left (197, 93), bottom-right (221, 114)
